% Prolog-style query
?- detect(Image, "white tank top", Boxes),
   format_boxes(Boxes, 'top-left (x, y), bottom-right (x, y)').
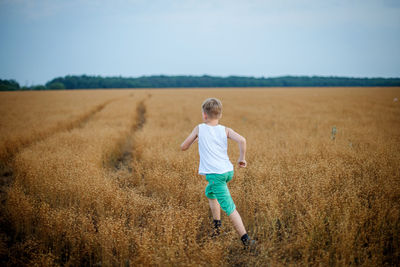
top-left (198, 123), bottom-right (234, 175)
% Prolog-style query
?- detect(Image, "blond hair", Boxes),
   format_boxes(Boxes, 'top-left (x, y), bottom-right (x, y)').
top-left (202, 98), bottom-right (222, 119)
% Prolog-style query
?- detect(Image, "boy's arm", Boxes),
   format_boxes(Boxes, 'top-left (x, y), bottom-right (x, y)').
top-left (180, 125), bottom-right (199, 151)
top-left (226, 127), bottom-right (247, 168)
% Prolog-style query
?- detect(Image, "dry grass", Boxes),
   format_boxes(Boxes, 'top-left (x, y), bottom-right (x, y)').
top-left (0, 90), bottom-right (133, 170)
top-left (1, 87), bottom-right (399, 266)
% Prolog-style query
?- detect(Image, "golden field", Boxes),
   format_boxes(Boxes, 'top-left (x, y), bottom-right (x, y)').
top-left (0, 87), bottom-right (399, 266)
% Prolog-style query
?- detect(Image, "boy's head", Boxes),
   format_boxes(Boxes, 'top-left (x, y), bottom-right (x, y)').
top-left (202, 98), bottom-right (222, 119)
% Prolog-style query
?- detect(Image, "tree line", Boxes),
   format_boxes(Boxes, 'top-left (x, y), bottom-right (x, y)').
top-left (1, 75), bottom-right (400, 91)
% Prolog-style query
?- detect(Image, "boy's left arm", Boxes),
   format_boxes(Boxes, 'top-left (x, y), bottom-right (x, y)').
top-left (180, 125), bottom-right (199, 151)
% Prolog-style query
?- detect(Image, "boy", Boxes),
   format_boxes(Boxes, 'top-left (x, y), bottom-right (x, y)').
top-left (180, 97), bottom-right (254, 247)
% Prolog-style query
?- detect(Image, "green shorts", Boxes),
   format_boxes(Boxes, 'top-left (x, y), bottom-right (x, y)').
top-left (205, 170), bottom-right (236, 216)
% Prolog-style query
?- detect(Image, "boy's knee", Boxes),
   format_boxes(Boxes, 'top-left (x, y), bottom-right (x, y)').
top-left (222, 201), bottom-right (236, 216)
top-left (226, 205), bottom-right (236, 216)
top-left (218, 196), bottom-right (236, 216)
top-left (206, 194), bottom-right (217, 199)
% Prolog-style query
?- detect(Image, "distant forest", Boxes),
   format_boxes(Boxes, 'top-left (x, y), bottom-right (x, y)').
top-left (1, 75), bottom-right (400, 91)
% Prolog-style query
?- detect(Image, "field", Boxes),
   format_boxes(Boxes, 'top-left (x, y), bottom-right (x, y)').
top-left (0, 87), bottom-right (399, 266)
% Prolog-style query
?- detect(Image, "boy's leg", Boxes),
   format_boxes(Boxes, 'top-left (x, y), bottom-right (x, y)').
top-left (207, 172), bottom-right (254, 246)
top-left (229, 209), bottom-right (246, 237)
top-left (206, 181), bottom-right (222, 236)
top-left (230, 209), bottom-right (255, 247)
top-left (208, 198), bottom-right (222, 236)
top-left (208, 198), bottom-right (221, 220)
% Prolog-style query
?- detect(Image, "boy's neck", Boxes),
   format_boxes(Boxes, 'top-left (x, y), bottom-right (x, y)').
top-left (204, 119), bottom-right (219, 126)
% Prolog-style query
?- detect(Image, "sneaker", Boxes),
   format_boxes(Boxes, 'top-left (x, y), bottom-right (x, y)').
top-left (241, 234), bottom-right (256, 251)
top-left (210, 220), bottom-right (221, 238)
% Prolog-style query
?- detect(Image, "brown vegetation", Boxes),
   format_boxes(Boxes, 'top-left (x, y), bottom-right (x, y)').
top-left (0, 90), bottom-right (132, 171)
top-left (0, 87), bottom-right (399, 266)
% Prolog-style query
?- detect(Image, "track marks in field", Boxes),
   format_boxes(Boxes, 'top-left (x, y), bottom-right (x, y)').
top-left (68, 98), bottom-right (115, 130)
top-left (0, 98), bottom-right (117, 230)
top-left (0, 98), bottom-right (116, 194)
top-left (1, 98), bottom-right (117, 171)
top-left (106, 99), bottom-right (164, 202)
top-left (112, 100), bottom-right (147, 172)
top-left (0, 97), bottom-right (117, 264)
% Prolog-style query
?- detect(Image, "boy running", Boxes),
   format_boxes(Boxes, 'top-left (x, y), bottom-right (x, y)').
top-left (180, 97), bottom-right (254, 247)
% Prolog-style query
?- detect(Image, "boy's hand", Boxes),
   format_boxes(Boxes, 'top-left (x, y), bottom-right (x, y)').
top-left (238, 159), bottom-right (247, 168)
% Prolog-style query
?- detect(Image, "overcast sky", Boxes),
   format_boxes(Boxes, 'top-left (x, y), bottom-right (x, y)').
top-left (0, 0), bottom-right (399, 85)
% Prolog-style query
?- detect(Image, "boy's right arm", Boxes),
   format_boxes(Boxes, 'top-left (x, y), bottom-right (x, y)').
top-left (226, 127), bottom-right (247, 168)
top-left (180, 125), bottom-right (199, 151)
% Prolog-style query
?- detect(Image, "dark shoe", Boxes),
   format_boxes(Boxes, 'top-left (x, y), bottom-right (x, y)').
top-left (241, 234), bottom-right (256, 251)
top-left (210, 219), bottom-right (221, 238)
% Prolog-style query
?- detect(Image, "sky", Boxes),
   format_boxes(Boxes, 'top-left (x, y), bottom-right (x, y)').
top-left (0, 0), bottom-right (399, 86)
